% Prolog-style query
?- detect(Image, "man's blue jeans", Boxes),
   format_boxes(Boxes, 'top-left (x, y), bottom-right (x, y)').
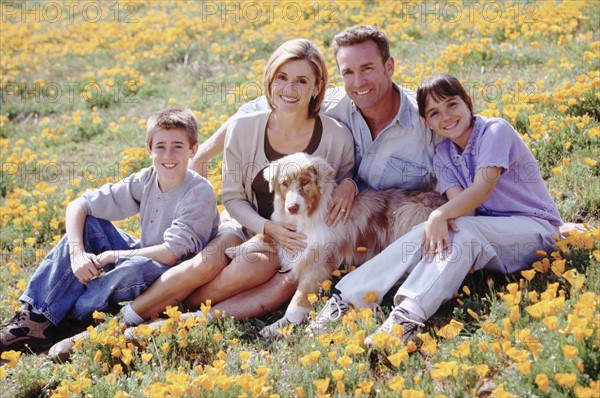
top-left (20, 216), bottom-right (170, 325)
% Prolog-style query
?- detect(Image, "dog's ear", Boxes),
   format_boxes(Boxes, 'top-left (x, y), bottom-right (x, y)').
top-left (264, 162), bottom-right (280, 193)
top-left (313, 156), bottom-right (336, 190)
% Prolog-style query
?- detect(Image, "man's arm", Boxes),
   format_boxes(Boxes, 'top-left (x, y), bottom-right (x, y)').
top-left (189, 118), bottom-right (230, 177)
top-left (190, 97), bottom-right (271, 177)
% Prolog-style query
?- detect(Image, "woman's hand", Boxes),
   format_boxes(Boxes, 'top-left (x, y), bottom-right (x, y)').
top-left (264, 220), bottom-right (307, 253)
top-left (327, 179), bottom-right (356, 227)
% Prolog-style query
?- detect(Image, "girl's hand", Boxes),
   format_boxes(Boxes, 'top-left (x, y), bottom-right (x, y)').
top-left (327, 179), bottom-right (356, 227)
top-left (71, 251), bottom-right (100, 285)
top-left (264, 221), bottom-right (307, 253)
top-left (422, 211), bottom-right (452, 262)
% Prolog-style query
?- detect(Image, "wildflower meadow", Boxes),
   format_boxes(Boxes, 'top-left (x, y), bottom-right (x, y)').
top-left (1, 1), bottom-right (599, 397)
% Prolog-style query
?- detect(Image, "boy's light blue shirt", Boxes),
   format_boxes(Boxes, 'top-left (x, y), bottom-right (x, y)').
top-left (240, 84), bottom-right (442, 191)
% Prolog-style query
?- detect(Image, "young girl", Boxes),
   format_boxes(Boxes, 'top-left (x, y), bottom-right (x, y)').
top-left (307, 73), bottom-right (562, 346)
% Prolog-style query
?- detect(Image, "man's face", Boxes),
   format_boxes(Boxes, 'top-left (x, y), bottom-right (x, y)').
top-left (336, 40), bottom-right (395, 113)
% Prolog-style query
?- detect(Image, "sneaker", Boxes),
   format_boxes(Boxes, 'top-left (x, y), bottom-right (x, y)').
top-left (364, 306), bottom-right (424, 348)
top-left (305, 294), bottom-right (351, 335)
top-left (0, 304), bottom-right (57, 353)
top-left (48, 329), bottom-right (91, 363)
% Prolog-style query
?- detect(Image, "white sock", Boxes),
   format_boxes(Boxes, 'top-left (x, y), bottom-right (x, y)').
top-left (121, 304), bottom-right (145, 326)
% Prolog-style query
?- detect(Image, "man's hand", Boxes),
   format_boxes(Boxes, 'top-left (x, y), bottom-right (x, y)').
top-left (327, 179), bottom-right (356, 227)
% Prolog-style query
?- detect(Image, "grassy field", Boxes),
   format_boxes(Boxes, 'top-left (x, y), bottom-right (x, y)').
top-left (1, 1), bottom-right (599, 396)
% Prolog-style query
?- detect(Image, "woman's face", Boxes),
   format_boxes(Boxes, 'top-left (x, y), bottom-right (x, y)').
top-left (271, 59), bottom-right (321, 115)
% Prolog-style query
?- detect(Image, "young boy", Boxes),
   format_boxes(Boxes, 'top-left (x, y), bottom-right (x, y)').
top-left (0, 108), bottom-right (220, 353)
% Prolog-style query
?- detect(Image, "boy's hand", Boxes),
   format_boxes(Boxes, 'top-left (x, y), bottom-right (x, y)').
top-left (71, 251), bottom-right (100, 284)
top-left (422, 211), bottom-right (452, 262)
top-left (96, 251), bottom-right (118, 269)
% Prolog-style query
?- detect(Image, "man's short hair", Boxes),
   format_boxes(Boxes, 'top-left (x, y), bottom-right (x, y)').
top-left (146, 108), bottom-right (198, 148)
top-left (332, 25), bottom-right (390, 63)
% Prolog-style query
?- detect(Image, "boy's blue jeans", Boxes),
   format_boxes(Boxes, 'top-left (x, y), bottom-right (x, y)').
top-left (20, 216), bottom-right (171, 325)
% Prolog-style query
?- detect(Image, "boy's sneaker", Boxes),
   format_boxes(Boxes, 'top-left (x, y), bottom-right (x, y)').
top-left (364, 306), bottom-right (425, 348)
top-left (305, 294), bottom-right (350, 335)
top-left (0, 304), bottom-right (57, 353)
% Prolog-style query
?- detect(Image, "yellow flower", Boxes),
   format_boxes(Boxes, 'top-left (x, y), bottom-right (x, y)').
top-left (562, 345), bottom-right (579, 359)
top-left (387, 349), bottom-right (409, 367)
top-left (551, 166), bottom-right (563, 176)
top-left (474, 364), bottom-right (489, 378)
top-left (401, 389), bottom-right (426, 398)
top-left (583, 157), bottom-right (597, 167)
top-left (521, 269), bottom-right (536, 281)
top-left (535, 373), bottom-right (549, 391)
top-left (388, 376), bottom-right (404, 391)
top-left (436, 319), bottom-right (464, 339)
top-left (331, 369), bottom-right (344, 381)
top-left (336, 355), bottom-right (352, 369)
top-left (516, 360), bottom-right (531, 375)
top-left (450, 340), bottom-right (471, 358)
top-left (358, 380), bottom-right (373, 394)
top-left (320, 280), bottom-right (332, 291)
top-left (239, 351), bottom-right (252, 363)
top-left (1, 350), bottom-right (21, 368)
top-left (313, 378), bottom-right (330, 395)
top-left (563, 269), bottom-right (585, 289)
top-left (362, 290), bottom-right (379, 303)
top-left (141, 353), bottom-right (152, 363)
top-left (555, 372), bottom-right (577, 387)
top-left (307, 293), bottom-right (318, 305)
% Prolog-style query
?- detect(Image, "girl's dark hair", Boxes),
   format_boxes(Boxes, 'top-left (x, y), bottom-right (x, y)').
top-left (417, 73), bottom-right (473, 119)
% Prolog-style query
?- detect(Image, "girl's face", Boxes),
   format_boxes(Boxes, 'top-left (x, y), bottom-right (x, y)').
top-left (424, 94), bottom-right (473, 151)
top-left (271, 59), bottom-right (321, 115)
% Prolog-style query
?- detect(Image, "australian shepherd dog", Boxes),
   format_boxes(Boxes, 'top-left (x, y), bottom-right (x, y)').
top-left (226, 152), bottom-right (447, 337)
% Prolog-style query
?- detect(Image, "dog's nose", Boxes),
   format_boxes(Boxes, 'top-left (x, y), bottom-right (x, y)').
top-left (287, 204), bottom-right (300, 214)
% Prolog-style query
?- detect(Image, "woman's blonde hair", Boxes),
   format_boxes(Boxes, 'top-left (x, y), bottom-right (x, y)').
top-left (263, 39), bottom-right (327, 119)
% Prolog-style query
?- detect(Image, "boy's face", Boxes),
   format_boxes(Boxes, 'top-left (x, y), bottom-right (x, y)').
top-left (147, 128), bottom-right (198, 185)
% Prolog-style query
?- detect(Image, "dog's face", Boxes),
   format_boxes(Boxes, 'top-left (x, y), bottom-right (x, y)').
top-left (266, 154), bottom-right (335, 217)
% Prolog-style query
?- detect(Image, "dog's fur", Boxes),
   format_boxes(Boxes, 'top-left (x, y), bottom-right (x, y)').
top-left (226, 153), bottom-right (447, 336)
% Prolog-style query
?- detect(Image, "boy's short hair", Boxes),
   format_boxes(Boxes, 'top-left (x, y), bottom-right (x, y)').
top-left (332, 25), bottom-right (390, 64)
top-left (416, 73), bottom-right (474, 119)
top-left (146, 108), bottom-right (198, 148)
top-left (263, 38), bottom-right (327, 119)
